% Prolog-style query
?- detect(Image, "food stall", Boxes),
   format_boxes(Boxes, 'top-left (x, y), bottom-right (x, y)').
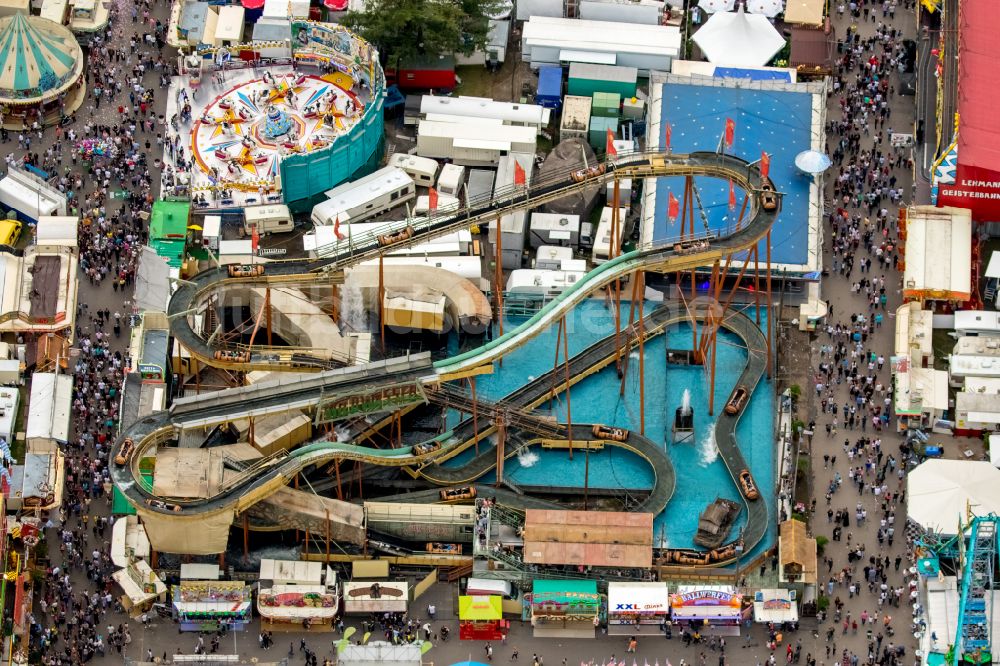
top-left (258, 585), bottom-right (339, 630)
top-left (669, 585), bottom-right (744, 631)
top-left (172, 580), bottom-right (252, 632)
top-left (607, 582), bottom-right (670, 632)
top-left (342, 581), bottom-right (409, 615)
top-left (258, 558), bottom-right (340, 630)
top-left (752, 589), bottom-right (799, 624)
top-left (459, 595), bottom-right (509, 640)
top-left (529, 579), bottom-right (600, 638)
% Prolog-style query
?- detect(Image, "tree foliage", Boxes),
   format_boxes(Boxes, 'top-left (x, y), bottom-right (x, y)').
top-left (343, 0), bottom-right (501, 63)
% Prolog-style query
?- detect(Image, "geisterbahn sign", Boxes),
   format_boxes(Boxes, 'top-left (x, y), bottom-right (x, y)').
top-left (316, 382), bottom-right (426, 423)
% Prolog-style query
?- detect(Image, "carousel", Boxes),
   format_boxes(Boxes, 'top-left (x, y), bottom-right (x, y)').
top-left (0, 14), bottom-right (86, 129)
top-left (189, 71), bottom-right (365, 208)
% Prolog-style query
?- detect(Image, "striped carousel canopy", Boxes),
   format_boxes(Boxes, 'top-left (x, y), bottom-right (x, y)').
top-left (0, 13), bottom-right (83, 102)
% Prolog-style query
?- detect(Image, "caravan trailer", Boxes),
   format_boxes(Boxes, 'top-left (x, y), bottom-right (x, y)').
top-left (591, 207), bottom-right (628, 264)
top-left (311, 167), bottom-right (416, 227)
top-left (387, 154), bottom-right (440, 187)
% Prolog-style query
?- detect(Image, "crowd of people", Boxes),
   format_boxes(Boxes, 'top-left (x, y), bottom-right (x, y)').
top-left (810, 0), bottom-right (922, 664)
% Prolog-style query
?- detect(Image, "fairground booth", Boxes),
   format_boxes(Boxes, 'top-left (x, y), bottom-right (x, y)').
top-left (752, 589), bottom-right (799, 625)
top-left (459, 595), bottom-right (509, 640)
top-left (669, 586), bottom-right (744, 631)
top-left (257, 558), bottom-right (340, 630)
top-left (172, 580), bottom-right (252, 632)
top-left (529, 579), bottom-right (601, 639)
top-left (343, 581), bottom-right (409, 615)
top-left (607, 582), bottom-right (670, 634)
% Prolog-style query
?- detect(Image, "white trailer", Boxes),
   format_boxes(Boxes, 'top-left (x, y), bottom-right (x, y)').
top-left (506, 268), bottom-right (587, 296)
top-left (522, 16), bottom-right (681, 75)
top-left (417, 120), bottom-right (537, 166)
top-left (437, 164), bottom-right (466, 197)
top-left (529, 213), bottom-right (581, 248)
top-left (387, 154), bottom-right (440, 187)
top-left (454, 19), bottom-right (511, 66)
top-left (418, 95), bottom-right (551, 131)
top-left (533, 245), bottom-right (575, 270)
top-left (311, 167), bottom-right (416, 227)
top-left (579, 0), bottom-right (664, 25)
top-left (592, 207), bottom-right (629, 264)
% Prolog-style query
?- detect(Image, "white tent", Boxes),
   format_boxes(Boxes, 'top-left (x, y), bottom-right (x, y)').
top-left (908, 460), bottom-right (1000, 534)
top-left (692, 7), bottom-right (786, 67)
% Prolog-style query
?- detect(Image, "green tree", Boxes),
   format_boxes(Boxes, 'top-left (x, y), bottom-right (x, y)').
top-left (343, 0), bottom-right (501, 64)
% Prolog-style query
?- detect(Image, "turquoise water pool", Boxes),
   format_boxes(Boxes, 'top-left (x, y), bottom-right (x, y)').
top-left (443, 299), bottom-right (776, 560)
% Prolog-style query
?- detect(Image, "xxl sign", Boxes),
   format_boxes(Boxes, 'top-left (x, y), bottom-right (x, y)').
top-left (318, 383), bottom-right (424, 422)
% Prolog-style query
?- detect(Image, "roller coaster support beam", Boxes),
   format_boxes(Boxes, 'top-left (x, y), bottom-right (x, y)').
top-left (638, 272), bottom-right (646, 435)
top-left (494, 216), bottom-right (504, 366)
top-left (766, 230), bottom-right (773, 378)
top-left (753, 246), bottom-right (762, 325)
top-left (562, 315), bottom-right (574, 460)
top-left (243, 513), bottom-right (249, 558)
top-left (611, 181), bottom-right (622, 375)
top-left (495, 417), bottom-right (506, 487)
top-left (379, 254), bottom-right (386, 353)
top-left (266, 287), bottom-right (273, 347)
top-left (470, 376), bottom-right (480, 456)
top-left (620, 273), bottom-right (640, 397)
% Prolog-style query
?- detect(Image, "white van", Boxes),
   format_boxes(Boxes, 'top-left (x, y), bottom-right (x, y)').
top-left (242, 204), bottom-right (293, 237)
top-left (388, 153), bottom-right (440, 187)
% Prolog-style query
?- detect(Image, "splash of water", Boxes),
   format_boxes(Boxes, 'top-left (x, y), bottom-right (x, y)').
top-left (698, 422), bottom-right (718, 466)
top-left (341, 271), bottom-right (367, 333)
top-left (681, 388), bottom-right (692, 415)
top-left (516, 447), bottom-right (539, 467)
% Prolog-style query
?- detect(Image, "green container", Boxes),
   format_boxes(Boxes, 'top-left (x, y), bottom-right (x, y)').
top-left (589, 116), bottom-right (619, 151)
top-left (567, 63), bottom-right (639, 99)
top-left (591, 92), bottom-right (621, 119)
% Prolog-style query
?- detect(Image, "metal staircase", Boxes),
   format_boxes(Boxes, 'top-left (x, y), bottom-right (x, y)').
top-left (955, 515), bottom-right (999, 665)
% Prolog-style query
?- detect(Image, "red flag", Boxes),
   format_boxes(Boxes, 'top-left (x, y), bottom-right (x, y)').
top-left (514, 160), bottom-right (526, 186)
top-left (724, 117), bottom-right (735, 149)
top-left (250, 224), bottom-right (259, 253)
top-left (664, 122), bottom-right (672, 153)
top-left (728, 180), bottom-right (737, 211)
top-left (428, 187), bottom-right (439, 211)
top-left (606, 128), bottom-right (617, 158)
top-left (668, 191), bottom-right (680, 222)
top-left (333, 215), bottom-right (346, 240)
top-left (760, 151), bottom-right (771, 179)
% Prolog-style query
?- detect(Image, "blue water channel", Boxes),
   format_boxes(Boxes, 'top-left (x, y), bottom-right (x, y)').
top-left (443, 299), bottom-right (776, 560)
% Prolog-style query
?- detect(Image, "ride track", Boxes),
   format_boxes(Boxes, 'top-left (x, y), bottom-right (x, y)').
top-left (115, 149), bottom-right (779, 562)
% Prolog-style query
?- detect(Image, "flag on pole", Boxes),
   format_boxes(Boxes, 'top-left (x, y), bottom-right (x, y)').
top-left (729, 179), bottom-right (737, 211)
top-left (514, 160), bottom-right (526, 186)
top-left (668, 191), bottom-right (680, 222)
top-left (664, 121), bottom-right (672, 153)
top-left (333, 214), bottom-right (346, 240)
top-left (724, 117), bottom-right (735, 149)
top-left (761, 150), bottom-right (771, 179)
top-left (606, 128), bottom-right (617, 157)
top-left (250, 224), bottom-right (259, 253)
top-left (428, 187), bottom-right (439, 211)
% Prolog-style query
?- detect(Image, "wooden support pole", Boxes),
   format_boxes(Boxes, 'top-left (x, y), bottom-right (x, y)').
top-left (248, 416), bottom-right (255, 448)
top-left (549, 315), bottom-right (564, 405)
top-left (563, 316), bottom-right (573, 461)
top-left (331, 283), bottom-right (340, 324)
top-left (611, 180), bottom-right (622, 375)
top-left (334, 460), bottom-right (342, 501)
top-left (356, 460), bottom-right (363, 499)
top-left (325, 509), bottom-right (331, 561)
top-left (620, 273), bottom-right (642, 395)
top-left (494, 216), bottom-right (504, 367)
top-left (495, 419), bottom-right (505, 486)
top-left (766, 229), bottom-right (773, 379)
top-left (753, 245), bottom-right (762, 325)
top-left (243, 513), bottom-right (249, 558)
top-left (378, 253), bottom-right (386, 352)
top-left (471, 376), bottom-right (479, 456)
top-left (638, 272), bottom-right (646, 436)
top-left (305, 529), bottom-right (310, 557)
top-left (265, 287), bottom-right (273, 347)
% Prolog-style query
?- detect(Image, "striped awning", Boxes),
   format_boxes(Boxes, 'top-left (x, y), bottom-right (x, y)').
top-left (0, 14), bottom-right (83, 102)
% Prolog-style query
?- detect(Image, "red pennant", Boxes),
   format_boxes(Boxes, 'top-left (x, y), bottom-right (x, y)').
top-left (664, 122), bottom-right (672, 153)
top-left (333, 215), bottom-right (346, 240)
top-left (725, 117), bottom-right (735, 149)
top-left (760, 151), bottom-right (771, 179)
top-left (729, 180), bottom-right (737, 211)
top-left (428, 187), bottom-right (439, 211)
top-left (514, 160), bottom-right (526, 186)
top-left (606, 128), bottom-right (617, 158)
top-left (668, 192), bottom-right (680, 222)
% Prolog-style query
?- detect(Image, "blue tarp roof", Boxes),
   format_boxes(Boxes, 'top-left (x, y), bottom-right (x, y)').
top-left (713, 67), bottom-right (792, 81)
